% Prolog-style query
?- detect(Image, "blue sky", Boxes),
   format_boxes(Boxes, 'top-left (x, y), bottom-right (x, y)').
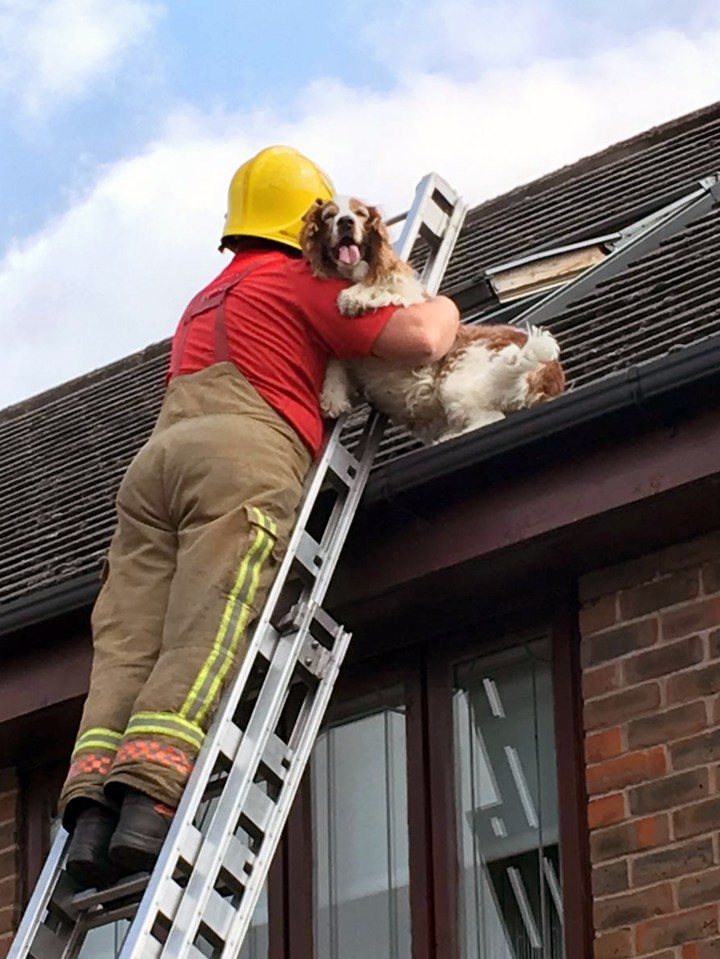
top-left (2, 0), bottom-right (720, 408)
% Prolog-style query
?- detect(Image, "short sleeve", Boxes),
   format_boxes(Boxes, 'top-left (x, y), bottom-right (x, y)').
top-left (292, 263), bottom-right (397, 359)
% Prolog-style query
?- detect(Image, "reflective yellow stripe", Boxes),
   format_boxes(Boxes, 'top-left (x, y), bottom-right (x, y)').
top-left (72, 727), bottom-right (122, 758)
top-left (125, 711), bottom-right (205, 750)
top-left (196, 527), bottom-right (275, 724)
top-left (180, 507), bottom-right (276, 724)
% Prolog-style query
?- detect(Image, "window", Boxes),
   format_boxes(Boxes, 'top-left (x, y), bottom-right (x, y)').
top-left (312, 704), bottom-right (410, 959)
top-left (454, 639), bottom-right (563, 959)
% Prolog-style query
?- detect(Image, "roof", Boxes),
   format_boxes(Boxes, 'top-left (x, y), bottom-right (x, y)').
top-left (3, 101), bottom-right (720, 630)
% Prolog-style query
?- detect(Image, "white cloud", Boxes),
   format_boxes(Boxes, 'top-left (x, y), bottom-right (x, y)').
top-left (0, 0), bottom-right (162, 114)
top-left (2, 12), bottom-right (720, 410)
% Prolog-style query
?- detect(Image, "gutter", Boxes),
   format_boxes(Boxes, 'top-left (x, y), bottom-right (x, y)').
top-left (365, 332), bottom-right (720, 505)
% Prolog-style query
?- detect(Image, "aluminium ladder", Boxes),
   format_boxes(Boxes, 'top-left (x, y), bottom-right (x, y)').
top-left (10, 172), bottom-right (469, 959)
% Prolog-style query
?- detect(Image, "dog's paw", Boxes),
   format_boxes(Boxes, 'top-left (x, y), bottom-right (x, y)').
top-left (338, 285), bottom-right (395, 316)
top-left (321, 392), bottom-right (354, 418)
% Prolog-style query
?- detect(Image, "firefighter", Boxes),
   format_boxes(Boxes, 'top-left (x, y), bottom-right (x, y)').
top-left (59, 145), bottom-right (460, 888)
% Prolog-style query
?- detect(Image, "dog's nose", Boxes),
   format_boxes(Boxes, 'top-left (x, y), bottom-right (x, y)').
top-left (337, 216), bottom-right (354, 232)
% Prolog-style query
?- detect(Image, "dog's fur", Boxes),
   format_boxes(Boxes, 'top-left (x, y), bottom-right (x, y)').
top-left (300, 195), bottom-right (566, 444)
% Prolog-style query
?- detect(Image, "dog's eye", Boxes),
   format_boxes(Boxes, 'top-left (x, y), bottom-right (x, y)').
top-left (355, 208), bottom-right (368, 218)
top-left (321, 209), bottom-right (336, 222)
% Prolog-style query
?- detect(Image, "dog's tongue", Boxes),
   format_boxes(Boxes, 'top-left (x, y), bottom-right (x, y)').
top-left (338, 244), bottom-right (361, 266)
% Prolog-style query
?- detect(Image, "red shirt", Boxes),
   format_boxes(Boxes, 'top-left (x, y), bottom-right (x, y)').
top-left (167, 250), bottom-right (396, 455)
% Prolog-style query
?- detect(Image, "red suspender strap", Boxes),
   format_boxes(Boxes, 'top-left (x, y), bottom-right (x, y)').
top-left (168, 259), bottom-right (269, 379)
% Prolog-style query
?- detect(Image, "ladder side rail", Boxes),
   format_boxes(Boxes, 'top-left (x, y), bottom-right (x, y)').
top-left (8, 830), bottom-right (69, 959)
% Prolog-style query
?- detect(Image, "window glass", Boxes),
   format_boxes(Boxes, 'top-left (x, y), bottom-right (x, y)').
top-left (454, 639), bottom-right (564, 959)
top-left (312, 707), bottom-right (410, 959)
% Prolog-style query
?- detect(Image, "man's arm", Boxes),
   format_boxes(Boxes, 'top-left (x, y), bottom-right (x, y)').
top-left (371, 296), bottom-right (460, 364)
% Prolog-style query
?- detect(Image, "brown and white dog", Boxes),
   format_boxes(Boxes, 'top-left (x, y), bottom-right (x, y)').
top-left (300, 195), bottom-right (566, 444)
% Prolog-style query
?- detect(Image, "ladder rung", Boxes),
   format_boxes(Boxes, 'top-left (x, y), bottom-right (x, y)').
top-left (177, 822), bottom-right (204, 869)
top-left (217, 721), bottom-right (241, 765)
top-left (292, 531), bottom-right (324, 580)
top-left (261, 732), bottom-right (292, 782)
top-left (326, 441), bottom-right (361, 490)
top-left (72, 873), bottom-right (149, 913)
top-left (421, 203), bottom-right (450, 241)
top-left (199, 888), bottom-right (235, 945)
top-left (222, 834), bottom-right (255, 888)
top-left (243, 782), bottom-right (274, 835)
top-left (29, 924), bottom-right (67, 959)
top-left (156, 875), bottom-right (185, 925)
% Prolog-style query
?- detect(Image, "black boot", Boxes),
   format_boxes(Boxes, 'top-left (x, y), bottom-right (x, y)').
top-left (65, 803), bottom-right (119, 889)
top-left (108, 789), bottom-right (175, 874)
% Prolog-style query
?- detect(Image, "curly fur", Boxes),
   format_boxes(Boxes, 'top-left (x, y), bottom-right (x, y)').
top-left (301, 195), bottom-right (567, 443)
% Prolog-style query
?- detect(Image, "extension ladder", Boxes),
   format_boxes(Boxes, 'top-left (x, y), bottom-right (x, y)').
top-left (10, 172), bottom-right (469, 959)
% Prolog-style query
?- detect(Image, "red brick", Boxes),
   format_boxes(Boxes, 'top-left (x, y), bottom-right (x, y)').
top-left (585, 683), bottom-right (662, 731)
top-left (621, 570), bottom-right (699, 619)
top-left (659, 533), bottom-right (720, 575)
top-left (636, 905), bottom-right (718, 952)
top-left (587, 727), bottom-right (625, 764)
top-left (629, 768), bottom-right (709, 816)
top-left (625, 636), bottom-right (705, 684)
top-left (631, 837), bottom-right (715, 888)
top-left (589, 793), bottom-right (627, 829)
top-left (0, 907), bottom-right (13, 938)
top-left (663, 599), bottom-right (720, 641)
top-left (628, 702), bottom-right (708, 750)
top-left (581, 593), bottom-right (619, 635)
top-left (0, 772), bottom-right (16, 795)
top-left (587, 747), bottom-right (667, 797)
top-left (709, 631), bottom-right (720, 659)
top-left (585, 663), bottom-right (624, 701)
top-left (0, 847), bottom-right (17, 881)
top-left (671, 728), bottom-right (720, 771)
top-left (0, 879), bottom-right (15, 912)
top-left (674, 797), bottom-right (720, 839)
top-left (702, 562), bottom-right (720, 596)
top-left (595, 927), bottom-right (634, 959)
top-left (669, 663), bottom-right (720, 704)
top-left (583, 619), bottom-right (659, 668)
top-left (0, 793), bottom-right (15, 824)
top-left (678, 867), bottom-right (720, 909)
top-left (595, 882), bottom-right (674, 931)
top-left (594, 859), bottom-right (630, 897)
top-left (683, 937), bottom-right (720, 959)
top-left (581, 555), bottom-right (659, 601)
top-left (591, 814), bottom-right (670, 863)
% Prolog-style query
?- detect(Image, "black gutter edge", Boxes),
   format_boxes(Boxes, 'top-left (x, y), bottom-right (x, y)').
top-left (0, 571), bottom-right (100, 640)
top-left (364, 332), bottom-right (720, 505)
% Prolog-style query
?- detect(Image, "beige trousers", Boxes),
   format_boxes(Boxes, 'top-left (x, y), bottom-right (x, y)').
top-left (59, 363), bottom-right (312, 822)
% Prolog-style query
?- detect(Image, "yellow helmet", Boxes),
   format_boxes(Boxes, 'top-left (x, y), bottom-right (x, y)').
top-left (220, 145), bottom-right (335, 252)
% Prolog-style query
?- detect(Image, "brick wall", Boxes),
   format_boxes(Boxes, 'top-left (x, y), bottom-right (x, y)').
top-left (580, 531), bottom-right (720, 959)
top-left (0, 770), bottom-right (20, 959)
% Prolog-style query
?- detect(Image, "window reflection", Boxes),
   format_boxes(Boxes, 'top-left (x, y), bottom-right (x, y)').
top-left (454, 639), bottom-right (564, 959)
top-left (312, 707), bottom-right (410, 959)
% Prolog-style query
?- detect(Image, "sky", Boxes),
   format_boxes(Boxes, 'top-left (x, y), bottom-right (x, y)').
top-left (1, 0), bottom-right (720, 411)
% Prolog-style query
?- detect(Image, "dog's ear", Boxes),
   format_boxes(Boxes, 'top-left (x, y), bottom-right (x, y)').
top-left (365, 204), bottom-right (398, 284)
top-left (299, 200), bottom-right (328, 276)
